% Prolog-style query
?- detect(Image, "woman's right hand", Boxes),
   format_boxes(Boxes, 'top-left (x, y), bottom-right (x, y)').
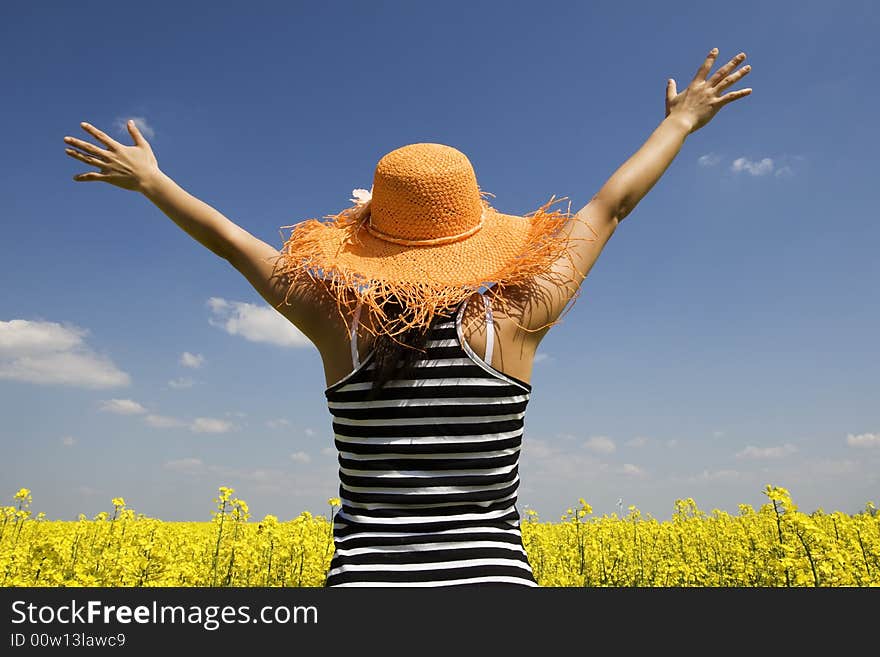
top-left (665, 47), bottom-right (753, 134)
top-left (64, 119), bottom-right (160, 193)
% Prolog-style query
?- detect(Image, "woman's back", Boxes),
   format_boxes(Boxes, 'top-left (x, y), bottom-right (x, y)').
top-left (323, 290), bottom-right (538, 587)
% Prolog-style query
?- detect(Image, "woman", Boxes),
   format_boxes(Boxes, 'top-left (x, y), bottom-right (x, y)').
top-left (63, 48), bottom-right (751, 587)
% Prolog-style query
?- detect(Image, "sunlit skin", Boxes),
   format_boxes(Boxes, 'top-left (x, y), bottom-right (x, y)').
top-left (62, 47), bottom-right (752, 389)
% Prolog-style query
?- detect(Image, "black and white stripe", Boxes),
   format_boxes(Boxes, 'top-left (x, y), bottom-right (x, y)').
top-left (323, 292), bottom-right (538, 587)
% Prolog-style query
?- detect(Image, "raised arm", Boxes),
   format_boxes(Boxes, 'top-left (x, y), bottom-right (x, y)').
top-left (600, 47), bottom-right (752, 222)
top-left (137, 169), bottom-right (297, 315)
top-left (63, 120), bottom-right (324, 339)
top-left (521, 47), bottom-right (753, 339)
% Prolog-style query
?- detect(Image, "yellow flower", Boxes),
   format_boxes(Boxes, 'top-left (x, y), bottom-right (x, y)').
top-left (5, 483), bottom-right (877, 588)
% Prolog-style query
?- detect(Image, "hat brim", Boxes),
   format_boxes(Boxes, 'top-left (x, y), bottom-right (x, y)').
top-left (315, 208), bottom-right (538, 285)
top-left (273, 195), bottom-right (592, 339)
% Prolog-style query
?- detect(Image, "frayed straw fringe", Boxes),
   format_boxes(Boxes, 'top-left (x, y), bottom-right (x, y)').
top-left (272, 193), bottom-right (599, 346)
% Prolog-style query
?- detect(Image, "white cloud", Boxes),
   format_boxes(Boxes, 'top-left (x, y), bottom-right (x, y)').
top-left (584, 435), bottom-right (616, 454)
top-left (246, 469), bottom-right (279, 484)
top-left (163, 457), bottom-right (204, 473)
top-left (190, 417), bottom-right (234, 434)
top-left (61, 435), bottom-right (76, 447)
top-left (713, 430), bottom-right (724, 438)
top-left (533, 352), bottom-right (550, 364)
top-left (266, 418), bottom-right (290, 429)
top-left (736, 443), bottom-right (798, 460)
top-left (728, 154), bottom-right (801, 178)
top-left (698, 153), bottom-right (721, 167)
top-left (290, 451), bottom-right (312, 464)
top-left (759, 457), bottom-right (862, 486)
top-left (802, 458), bottom-right (860, 477)
top-left (620, 463), bottom-right (646, 477)
top-left (93, 399), bottom-right (237, 433)
top-left (115, 116), bottom-right (155, 139)
top-left (522, 437), bottom-right (611, 482)
top-left (730, 157), bottom-right (775, 176)
top-left (689, 468), bottom-right (744, 483)
top-left (0, 319), bottom-right (83, 353)
top-left (160, 457), bottom-right (337, 500)
top-left (625, 436), bottom-right (649, 448)
top-left (847, 432), bottom-right (880, 448)
top-left (99, 398), bottom-right (147, 415)
top-left (145, 414), bottom-right (186, 428)
top-left (321, 446), bottom-right (336, 457)
top-left (207, 297), bottom-right (308, 347)
top-left (180, 352), bottom-right (204, 369)
top-left (304, 428), bottom-right (316, 437)
top-left (143, 413), bottom-right (235, 433)
top-left (666, 439), bottom-right (678, 448)
top-left (0, 319), bottom-right (130, 388)
top-left (168, 377), bottom-right (195, 389)
top-left (517, 435), bottom-right (663, 516)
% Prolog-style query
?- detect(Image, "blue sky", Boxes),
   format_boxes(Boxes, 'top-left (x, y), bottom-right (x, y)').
top-left (1, 1), bottom-right (877, 523)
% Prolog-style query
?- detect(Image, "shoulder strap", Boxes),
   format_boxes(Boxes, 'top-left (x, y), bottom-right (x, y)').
top-left (453, 292), bottom-right (494, 365)
top-left (350, 301), bottom-right (363, 367)
top-left (482, 293), bottom-right (494, 366)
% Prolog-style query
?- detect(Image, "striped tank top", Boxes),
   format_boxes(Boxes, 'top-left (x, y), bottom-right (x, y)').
top-left (323, 291), bottom-right (539, 587)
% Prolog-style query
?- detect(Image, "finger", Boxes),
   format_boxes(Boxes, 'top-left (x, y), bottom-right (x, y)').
top-left (126, 119), bottom-right (147, 146)
top-left (713, 87), bottom-right (753, 108)
top-left (666, 78), bottom-right (677, 104)
top-left (64, 142), bottom-right (111, 163)
top-left (709, 53), bottom-right (748, 88)
top-left (693, 47), bottom-right (719, 83)
top-left (63, 135), bottom-right (111, 159)
top-left (73, 171), bottom-right (109, 182)
top-left (65, 147), bottom-right (110, 168)
top-left (714, 64), bottom-right (752, 93)
top-left (79, 122), bottom-right (122, 151)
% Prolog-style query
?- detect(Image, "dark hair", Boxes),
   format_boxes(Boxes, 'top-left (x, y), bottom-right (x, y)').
top-left (364, 293), bottom-right (454, 401)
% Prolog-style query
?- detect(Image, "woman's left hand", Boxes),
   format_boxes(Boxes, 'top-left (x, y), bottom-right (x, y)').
top-left (64, 120), bottom-right (160, 192)
top-left (665, 47), bottom-right (753, 134)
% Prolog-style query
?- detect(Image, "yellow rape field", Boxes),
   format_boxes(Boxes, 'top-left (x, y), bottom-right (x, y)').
top-left (1, 485), bottom-right (877, 587)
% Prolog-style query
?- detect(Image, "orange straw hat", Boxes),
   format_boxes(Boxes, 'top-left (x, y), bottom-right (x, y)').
top-left (272, 142), bottom-right (598, 342)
